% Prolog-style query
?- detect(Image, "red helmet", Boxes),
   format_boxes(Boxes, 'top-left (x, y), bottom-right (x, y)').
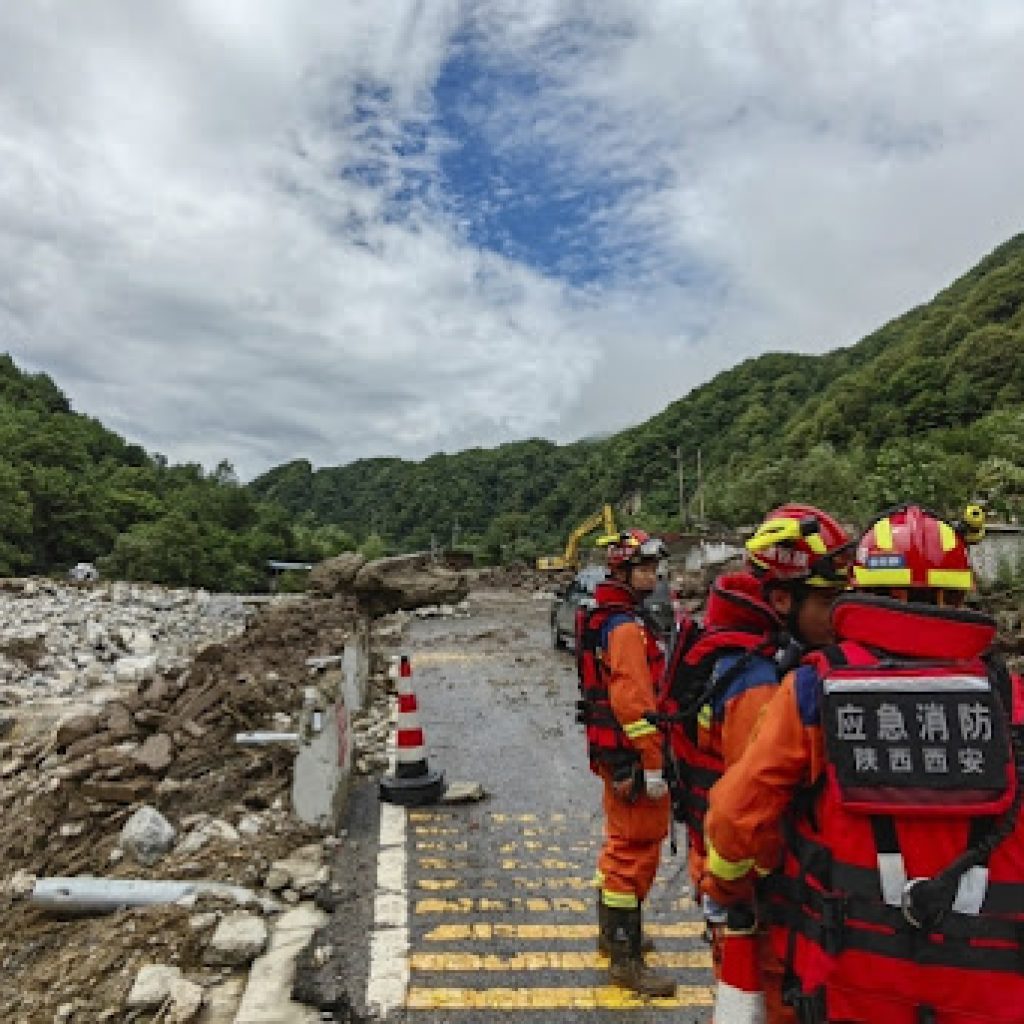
top-left (746, 503), bottom-right (853, 588)
top-left (605, 528), bottom-right (667, 571)
top-left (853, 504), bottom-right (976, 592)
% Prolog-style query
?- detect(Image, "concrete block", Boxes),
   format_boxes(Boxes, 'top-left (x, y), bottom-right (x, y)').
top-left (232, 905), bottom-right (327, 1024)
top-left (292, 701), bottom-right (346, 830)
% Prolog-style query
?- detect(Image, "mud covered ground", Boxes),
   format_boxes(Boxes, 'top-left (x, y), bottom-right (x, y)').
top-left (0, 594), bottom-right (357, 1023)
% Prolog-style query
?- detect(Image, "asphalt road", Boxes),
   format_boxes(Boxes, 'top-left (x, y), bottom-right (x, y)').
top-left (376, 588), bottom-right (712, 1023)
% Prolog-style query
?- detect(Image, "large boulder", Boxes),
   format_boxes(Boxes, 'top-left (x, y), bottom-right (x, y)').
top-left (308, 553), bottom-right (367, 597)
top-left (352, 553), bottom-right (469, 617)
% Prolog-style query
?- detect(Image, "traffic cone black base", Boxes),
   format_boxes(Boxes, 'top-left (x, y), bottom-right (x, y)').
top-left (379, 767), bottom-right (446, 806)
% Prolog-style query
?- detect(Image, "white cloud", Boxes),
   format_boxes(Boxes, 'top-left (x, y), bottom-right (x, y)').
top-left (1, 2), bottom-right (1023, 478)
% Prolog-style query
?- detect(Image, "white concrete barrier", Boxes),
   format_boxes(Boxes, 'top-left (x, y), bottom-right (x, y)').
top-left (292, 626), bottom-right (369, 831)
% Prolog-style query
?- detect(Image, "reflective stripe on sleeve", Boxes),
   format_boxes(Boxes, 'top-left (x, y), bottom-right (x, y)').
top-left (707, 842), bottom-right (755, 882)
top-left (623, 719), bottom-right (658, 739)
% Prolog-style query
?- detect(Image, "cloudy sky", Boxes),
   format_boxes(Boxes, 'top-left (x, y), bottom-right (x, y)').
top-left (2, 2), bottom-right (1024, 479)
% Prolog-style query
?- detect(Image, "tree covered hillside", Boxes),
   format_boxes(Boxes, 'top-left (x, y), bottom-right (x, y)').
top-left (0, 356), bottom-right (351, 588)
top-left (253, 234), bottom-right (1024, 554)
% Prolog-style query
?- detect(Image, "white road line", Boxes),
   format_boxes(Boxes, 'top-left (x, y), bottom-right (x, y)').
top-left (366, 686), bottom-right (409, 1018)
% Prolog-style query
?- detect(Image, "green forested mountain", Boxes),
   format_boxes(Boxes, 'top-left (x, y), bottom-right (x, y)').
top-left (6, 233), bottom-right (1024, 584)
top-left (0, 355), bottom-right (352, 587)
top-left (253, 234), bottom-right (1024, 556)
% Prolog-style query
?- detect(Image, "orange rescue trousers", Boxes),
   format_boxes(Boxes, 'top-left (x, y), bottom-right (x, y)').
top-left (596, 770), bottom-right (670, 903)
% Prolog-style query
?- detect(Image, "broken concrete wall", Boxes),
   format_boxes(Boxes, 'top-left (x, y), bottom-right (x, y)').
top-left (291, 623), bottom-right (369, 830)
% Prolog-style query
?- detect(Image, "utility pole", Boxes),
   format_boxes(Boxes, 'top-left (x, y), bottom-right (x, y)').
top-left (697, 447), bottom-right (705, 524)
top-left (675, 445), bottom-right (687, 529)
top-left (451, 517), bottom-right (460, 549)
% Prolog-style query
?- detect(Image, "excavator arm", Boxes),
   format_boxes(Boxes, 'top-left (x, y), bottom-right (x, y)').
top-left (537, 504), bottom-right (617, 571)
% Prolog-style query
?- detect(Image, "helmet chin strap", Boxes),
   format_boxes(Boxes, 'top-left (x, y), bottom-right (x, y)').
top-left (773, 582), bottom-right (808, 645)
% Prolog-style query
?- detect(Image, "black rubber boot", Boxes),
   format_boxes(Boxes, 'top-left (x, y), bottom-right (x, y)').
top-left (606, 904), bottom-right (676, 997)
top-left (597, 896), bottom-right (655, 956)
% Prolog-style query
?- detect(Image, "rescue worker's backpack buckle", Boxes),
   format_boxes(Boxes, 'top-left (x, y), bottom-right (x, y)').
top-left (901, 876), bottom-right (949, 932)
top-left (819, 892), bottom-right (847, 956)
top-left (901, 877), bottom-right (928, 929)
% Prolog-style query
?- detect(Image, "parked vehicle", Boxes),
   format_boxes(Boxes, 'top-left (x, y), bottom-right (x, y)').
top-left (550, 565), bottom-right (606, 649)
top-left (550, 566), bottom-right (676, 650)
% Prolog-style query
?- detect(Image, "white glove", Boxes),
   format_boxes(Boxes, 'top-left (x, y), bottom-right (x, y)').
top-left (643, 770), bottom-right (668, 800)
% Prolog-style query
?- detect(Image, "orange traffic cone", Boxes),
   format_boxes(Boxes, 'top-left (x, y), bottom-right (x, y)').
top-left (379, 655), bottom-right (446, 806)
top-left (714, 917), bottom-right (767, 1024)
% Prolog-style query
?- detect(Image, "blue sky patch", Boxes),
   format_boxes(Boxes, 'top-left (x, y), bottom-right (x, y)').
top-left (430, 36), bottom-right (654, 286)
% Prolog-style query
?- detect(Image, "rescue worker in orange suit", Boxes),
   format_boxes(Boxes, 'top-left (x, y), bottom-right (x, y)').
top-left (666, 505), bottom-right (852, 1019)
top-left (578, 527), bottom-right (675, 996)
top-left (704, 503), bottom-right (1024, 1024)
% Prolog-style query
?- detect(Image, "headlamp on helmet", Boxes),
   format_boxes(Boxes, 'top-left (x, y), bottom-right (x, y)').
top-left (745, 503), bottom-right (853, 589)
top-left (602, 528), bottom-right (667, 571)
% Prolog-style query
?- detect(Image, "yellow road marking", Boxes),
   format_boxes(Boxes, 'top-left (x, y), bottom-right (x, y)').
top-left (497, 858), bottom-right (580, 871)
top-left (415, 897), bottom-right (591, 914)
top-left (413, 652), bottom-right (493, 664)
top-left (423, 922), bottom-right (705, 941)
top-left (405, 985), bottom-right (714, 1009)
top-left (416, 841), bottom-right (469, 851)
top-left (539, 858), bottom-right (576, 869)
top-left (416, 879), bottom-right (460, 891)
top-left (411, 951), bottom-right (711, 971)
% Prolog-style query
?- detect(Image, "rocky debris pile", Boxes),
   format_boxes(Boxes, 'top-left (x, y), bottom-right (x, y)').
top-left (310, 551), bottom-right (468, 617)
top-left (0, 579), bottom-right (249, 701)
top-left (474, 564), bottom-right (558, 591)
top-left (351, 663), bottom-right (395, 777)
top-left (0, 590), bottom-right (359, 1022)
top-left (1, 839), bottom-right (340, 1022)
top-left (0, 595), bottom-right (355, 878)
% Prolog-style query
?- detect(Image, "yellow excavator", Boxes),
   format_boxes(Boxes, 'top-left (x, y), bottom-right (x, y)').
top-left (537, 504), bottom-right (617, 571)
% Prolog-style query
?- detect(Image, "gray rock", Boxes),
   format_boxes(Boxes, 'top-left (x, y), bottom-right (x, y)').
top-left (121, 805), bottom-right (177, 866)
top-left (204, 911), bottom-right (268, 966)
top-left (126, 963), bottom-right (182, 1009)
top-left (177, 818), bottom-right (239, 854)
top-left (353, 553), bottom-right (469, 617)
top-left (167, 977), bottom-right (204, 1022)
top-left (308, 552), bottom-right (368, 596)
top-left (133, 733), bottom-right (174, 774)
top-left (441, 781), bottom-right (487, 804)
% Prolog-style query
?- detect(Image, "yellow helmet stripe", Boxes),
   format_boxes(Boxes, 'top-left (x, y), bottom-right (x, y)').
top-left (805, 533), bottom-right (827, 555)
top-left (927, 569), bottom-right (973, 590)
top-left (873, 518), bottom-right (894, 550)
top-left (806, 575), bottom-right (847, 588)
top-left (852, 566), bottom-right (912, 587)
top-left (746, 517), bottom-right (803, 553)
top-left (937, 522), bottom-right (958, 552)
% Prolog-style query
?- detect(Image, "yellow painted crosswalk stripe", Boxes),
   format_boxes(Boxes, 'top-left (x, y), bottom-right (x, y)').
top-left (415, 897), bottom-right (593, 914)
top-left (412, 651), bottom-right (493, 664)
top-left (424, 922), bottom-right (705, 941)
top-left (415, 896), bottom-right (696, 914)
top-left (406, 985), bottom-right (714, 1009)
top-left (417, 876), bottom-right (595, 891)
top-left (411, 951), bottom-right (711, 971)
